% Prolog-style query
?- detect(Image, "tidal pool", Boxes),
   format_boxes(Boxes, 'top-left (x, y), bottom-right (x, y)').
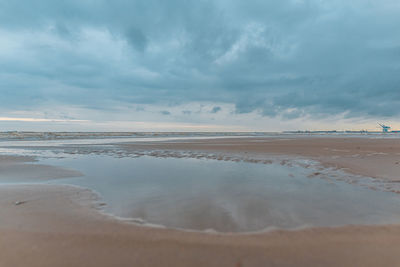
top-left (31, 154), bottom-right (400, 233)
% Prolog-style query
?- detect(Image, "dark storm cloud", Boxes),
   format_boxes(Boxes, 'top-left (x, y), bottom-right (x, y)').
top-left (160, 110), bottom-right (171, 115)
top-left (211, 106), bottom-right (222, 113)
top-left (1, 0), bottom-right (400, 119)
top-left (125, 28), bottom-right (148, 52)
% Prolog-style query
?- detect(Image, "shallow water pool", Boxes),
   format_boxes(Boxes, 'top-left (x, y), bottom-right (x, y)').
top-left (35, 154), bottom-right (400, 233)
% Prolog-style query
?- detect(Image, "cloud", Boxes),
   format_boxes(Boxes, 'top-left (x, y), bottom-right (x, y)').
top-left (0, 117), bottom-right (88, 122)
top-left (125, 27), bottom-right (148, 52)
top-left (0, 0), bottom-right (400, 131)
top-left (211, 106), bottom-right (222, 113)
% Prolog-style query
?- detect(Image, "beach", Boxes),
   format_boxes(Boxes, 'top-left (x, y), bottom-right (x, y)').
top-left (1, 135), bottom-right (400, 266)
top-left (120, 136), bottom-right (400, 182)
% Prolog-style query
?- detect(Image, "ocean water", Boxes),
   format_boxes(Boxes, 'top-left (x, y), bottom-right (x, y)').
top-left (32, 154), bottom-right (400, 233)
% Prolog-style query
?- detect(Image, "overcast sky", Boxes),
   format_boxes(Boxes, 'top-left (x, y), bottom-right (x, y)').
top-left (1, 0), bottom-right (399, 131)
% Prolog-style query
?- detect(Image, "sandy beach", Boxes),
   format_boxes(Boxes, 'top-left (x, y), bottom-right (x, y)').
top-left (1, 136), bottom-right (400, 266)
top-left (121, 136), bottom-right (400, 182)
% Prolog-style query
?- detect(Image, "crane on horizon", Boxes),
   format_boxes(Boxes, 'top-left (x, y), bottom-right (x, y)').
top-left (378, 123), bottom-right (391, 133)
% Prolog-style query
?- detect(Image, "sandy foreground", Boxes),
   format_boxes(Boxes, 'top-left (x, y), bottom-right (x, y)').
top-left (1, 136), bottom-right (400, 267)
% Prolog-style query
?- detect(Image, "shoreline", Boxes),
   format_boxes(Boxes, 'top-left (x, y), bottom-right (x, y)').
top-left (1, 136), bottom-right (400, 266)
top-left (2, 184), bottom-right (400, 267)
top-left (119, 136), bottom-right (400, 181)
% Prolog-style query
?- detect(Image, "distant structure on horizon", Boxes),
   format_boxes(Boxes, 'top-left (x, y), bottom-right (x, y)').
top-left (379, 123), bottom-right (391, 133)
top-left (284, 123), bottom-right (400, 134)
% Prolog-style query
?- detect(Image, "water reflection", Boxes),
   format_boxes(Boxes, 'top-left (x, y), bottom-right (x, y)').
top-left (40, 155), bottom-right (400, 232)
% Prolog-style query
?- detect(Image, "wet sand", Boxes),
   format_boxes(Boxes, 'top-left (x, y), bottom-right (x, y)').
top-left (1, 136), bottom-right (400, 266)
top-left (121, 136), bottom-right (400, 181)
top-left (0, 155), bottom-right (82, 182)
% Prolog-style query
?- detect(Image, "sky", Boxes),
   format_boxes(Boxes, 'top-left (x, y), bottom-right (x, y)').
top-left (0, 0), bottom-right (400, 131)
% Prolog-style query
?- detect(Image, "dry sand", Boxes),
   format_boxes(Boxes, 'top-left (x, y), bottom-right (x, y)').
top-left (1, 136), bottom-right (400, 267)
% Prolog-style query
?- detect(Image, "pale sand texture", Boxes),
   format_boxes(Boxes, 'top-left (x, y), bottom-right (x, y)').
top-left (1, 137), bottom-right (400, 266)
